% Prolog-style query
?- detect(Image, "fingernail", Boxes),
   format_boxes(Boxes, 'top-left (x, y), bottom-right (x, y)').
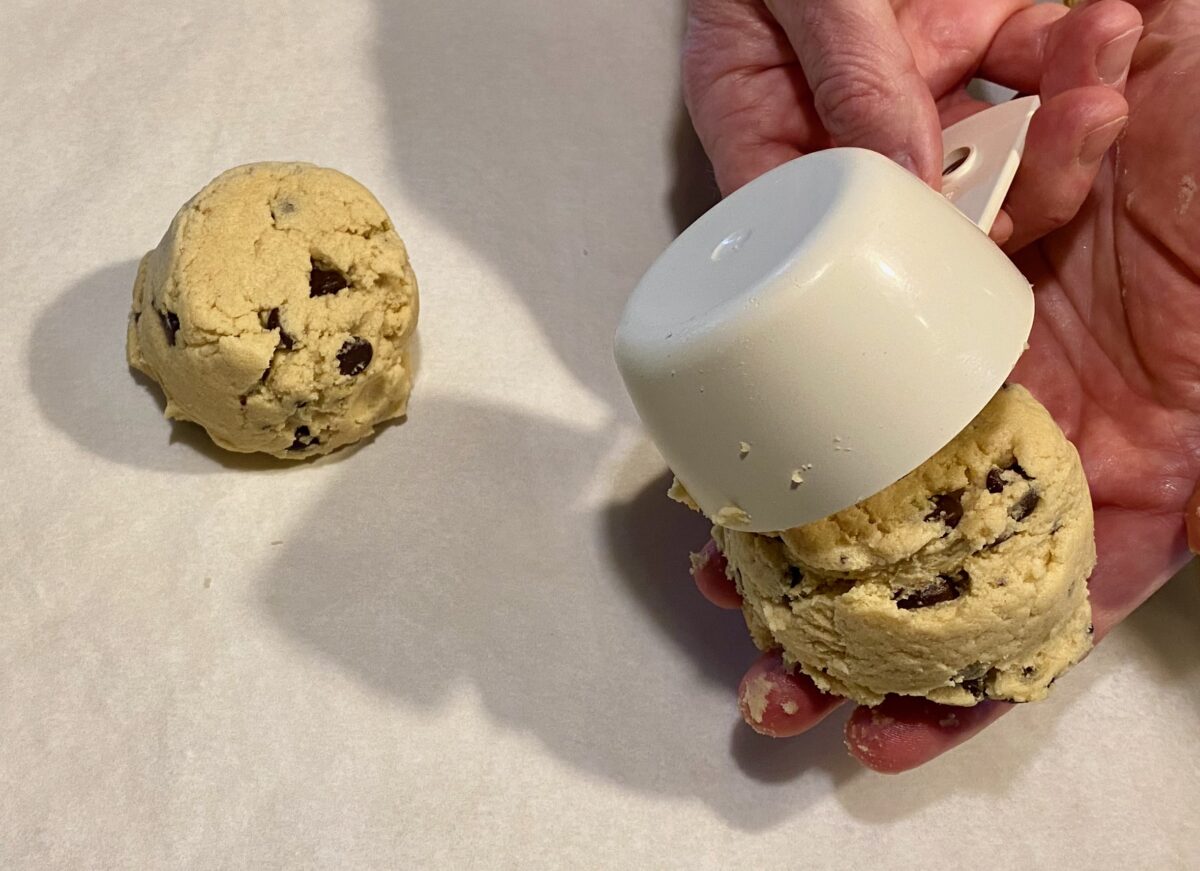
top-left (1096, 26), bottom-right (1142, 86)
top-left (1080, 116), bottom-right (1128, 163)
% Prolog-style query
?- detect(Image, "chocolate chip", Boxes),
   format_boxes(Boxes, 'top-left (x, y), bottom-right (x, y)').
top-left (960, 677), bottom-right (986, 699)
top-left (265, 308), bottom-right (294, 350)
top-left (992, 530), bottom-right (1014, 548)
top-left (239, 396), bottom-right (247, 407)
top-left (337, 337), bottom-right (373, 376)
top-left (1010, 461), bottom-right (1033, 481)
top-left (925, 489), bottom-right (965, 528)
top-left (310, 261), bottom-right (349, 297)
top-left (288, 426), bottom-right (319, 452)
top-left (160, 310), bottom-right (180, 346)
top-left (895, 570), bottom-right (968, 609)
top-left (959, 662), bottom-right (988, 680)
top-left (1022, 666), bottom-right (1037, 677)
top-left (1010, 489), bottom-right (1040, 521)
top-left (988, 461), bottom-right (1033, 493)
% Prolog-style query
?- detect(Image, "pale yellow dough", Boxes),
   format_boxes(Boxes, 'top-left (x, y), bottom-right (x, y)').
top-left (127, 162), bottom-right (418, 459)
top-left (684, 385), bottom-right (1096, 707)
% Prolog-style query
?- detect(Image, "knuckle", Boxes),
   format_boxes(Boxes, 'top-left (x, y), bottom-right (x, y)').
top-left (810, 63), bottom-right (895, 136)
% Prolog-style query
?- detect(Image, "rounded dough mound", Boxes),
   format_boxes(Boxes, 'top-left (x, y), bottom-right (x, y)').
top-left (127, 162), bottom-right (418, 459)
top-left (715, 384), bottom-right (1096, 707)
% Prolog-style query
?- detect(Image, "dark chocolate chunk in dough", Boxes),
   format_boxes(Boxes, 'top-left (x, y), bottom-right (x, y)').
top-left (925, 489), bottom-right (965, 529)
top-left (1010, 489), bottom-right (1040, 521)
top-left (895, 570), bottom-right (968, 609)
top-left (288, 425), bottom-right (320, 452)
top-left (337, 337), bottom-right (373, 376)
top-left (1010, 461), bottom-right (1033, 481)
top-left (988, 460), bottom-right (1033, 494)
top-left (160, 310), bottom-right (180, 346)
top-left (310, 261), bottom-right (349, 297)
top-left (960, 676), bottom-right (987, 700)
top-left (265, 308), bottom-right (294, 350)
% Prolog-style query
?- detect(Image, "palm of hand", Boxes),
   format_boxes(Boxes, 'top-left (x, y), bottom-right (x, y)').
top-left (1014, 12), bottom-right (1198, 634)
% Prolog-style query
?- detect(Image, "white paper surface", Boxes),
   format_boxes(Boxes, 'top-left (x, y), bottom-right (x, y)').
top-left (2, 1), bottom-right (1198, 868)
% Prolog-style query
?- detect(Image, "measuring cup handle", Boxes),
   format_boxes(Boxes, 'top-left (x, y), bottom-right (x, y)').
top-left (938, 95), bottom-right (1040, 234)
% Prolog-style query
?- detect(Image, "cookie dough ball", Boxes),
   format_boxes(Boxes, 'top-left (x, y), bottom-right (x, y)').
top-left (712, 385), bottom-right (1096, 707)
top-left (127, 162), bottom-right (418, 459)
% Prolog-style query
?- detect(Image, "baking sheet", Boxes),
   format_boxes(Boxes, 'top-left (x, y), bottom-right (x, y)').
top-left (3, 1), bottom-right (1198, 867)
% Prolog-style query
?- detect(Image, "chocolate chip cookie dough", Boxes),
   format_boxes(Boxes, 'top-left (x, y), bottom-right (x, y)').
top-left (695, 384), bottom-right (1096, 707)
top-left (127, 162), bottom-right (418, 459)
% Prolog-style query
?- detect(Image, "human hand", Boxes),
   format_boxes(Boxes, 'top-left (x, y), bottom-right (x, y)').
top-left (683, 0), bottom-right (1141, 250)
top-left (689, 0), bottom-right (1200, 772)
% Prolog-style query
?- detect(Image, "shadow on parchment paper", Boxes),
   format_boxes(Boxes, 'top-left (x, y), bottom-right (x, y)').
top-left (604, 469), bottom-right (859, 791)
top-left (255, 0), bottom-right (840, 828)
top-left (259, 396), bottom-right (849, 830)
top-left (669, 104), bottom-right (720, 234)
top-left (603, 470), bottom-right (750, 692)
top-left (365, 1), bottom-right (714, 402)
top-left (28, 262), bottom-right (287, 474)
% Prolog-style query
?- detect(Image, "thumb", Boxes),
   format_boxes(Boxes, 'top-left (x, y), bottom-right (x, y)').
top-left (766, 0), bottom-right (943, 186)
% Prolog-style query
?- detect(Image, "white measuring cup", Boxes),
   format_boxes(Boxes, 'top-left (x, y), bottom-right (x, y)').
top-left (615, 96), bottom-right (1040, 533)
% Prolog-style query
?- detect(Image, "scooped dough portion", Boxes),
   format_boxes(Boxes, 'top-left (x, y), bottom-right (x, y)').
top-left (704, 385), bottom-right (1096, 707)
top-left (127, 162), bottom-right (418, 459)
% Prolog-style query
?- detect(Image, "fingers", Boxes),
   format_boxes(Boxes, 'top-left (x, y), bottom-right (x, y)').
top-left (844, 697), bottom-right (1010, 773)
top-left (982, 0), bottom-right (1142, 94)
top-left (1040, 0), bottom-right (1143, 95)
top-left (1000, 86), bottom-right (1128, 252)
top-left (694, 548), bottom-right (846, 738)
top-left (978, 3), bottom-right (1070, 91)
top-left (682, 0), bottom-right (817, 194)
top-left (689, 540), bottom-right (742, 609)
top-left (989, 209), bottom-right (1015, 246)
top-left (986, 1), bottom-right (1141, 251)
top-left (764, 0), bottom-right (943, 186)
top-left (738, 650), bottom-right (845, 737)
top-left (708, 137), bottom-right (805, 198)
